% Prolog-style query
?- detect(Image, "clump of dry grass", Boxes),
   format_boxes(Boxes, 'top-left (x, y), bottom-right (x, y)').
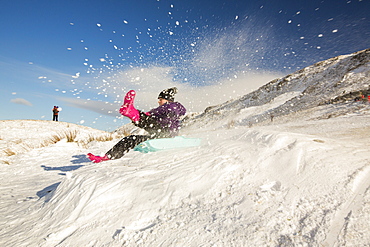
top-left (227, 120), bottom-right (236, 129)
top-left (77, 132), bottom-right (125, 148)
top-left (45, 130), bottom-right (111, 148)
top-left (40, 130), bottom-right (78, 147)
top-left (49, 134), bottom-right (62, 144)
top-left (1, 129), bottom-right (123, 159)
top-left (41, 134), bottom-right (62, 147)
top-left (13, 139), bottom-right (22, 144)
top-left (121, 129), bottom-right (131, 137)
top-left (0, 160), bottom-right (11, 165)
top-left (79, 133), bottom-right (115, 146)
top-left (3, 148), bottom-right (16, 156)
top-left (64, 130), bottom-right (78, 142)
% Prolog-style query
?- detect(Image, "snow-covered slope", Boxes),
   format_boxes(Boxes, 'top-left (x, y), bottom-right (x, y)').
top-left (0, 120), bottom-right (114, 159)
top-left (185, 48), bottom-right (370, 129)
top-left (1, 49), bottom-right (370, 247)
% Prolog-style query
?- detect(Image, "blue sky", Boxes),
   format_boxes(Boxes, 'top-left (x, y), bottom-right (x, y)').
top-left (1, 0), bottom-right (369, 131)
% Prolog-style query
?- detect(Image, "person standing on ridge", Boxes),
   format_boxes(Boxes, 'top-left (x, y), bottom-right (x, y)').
top-left (52, 106), bottom-right (59, 121)
top-left (87, 87), bottom-right (186, 163)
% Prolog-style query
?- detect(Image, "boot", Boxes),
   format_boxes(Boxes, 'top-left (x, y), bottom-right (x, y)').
top-left (119, 90), bottom-right (140, 122)
top-left (87, 153), bottom-right (110, 163)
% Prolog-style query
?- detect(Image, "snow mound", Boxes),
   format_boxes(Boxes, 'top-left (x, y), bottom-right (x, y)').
top-left (0, 120), bottom-right (118, 159)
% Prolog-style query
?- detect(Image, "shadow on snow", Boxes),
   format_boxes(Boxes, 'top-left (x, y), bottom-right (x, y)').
top-left (40, 155), bottom-right (91, 173)
top-left (37, 155), bottom-right (91, 201)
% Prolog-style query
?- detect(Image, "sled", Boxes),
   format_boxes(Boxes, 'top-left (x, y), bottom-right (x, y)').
top-left (134, 136), bottom-right (201, 153)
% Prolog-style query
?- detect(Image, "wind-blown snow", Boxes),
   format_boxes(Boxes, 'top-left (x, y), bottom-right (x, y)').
top-left (1, 49), bottom-right (370, 246)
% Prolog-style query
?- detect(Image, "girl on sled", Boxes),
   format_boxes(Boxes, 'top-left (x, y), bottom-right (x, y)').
top-left (88, 87), bottom-right (186, 163)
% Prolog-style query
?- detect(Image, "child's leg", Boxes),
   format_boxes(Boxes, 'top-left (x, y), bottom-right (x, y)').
top-left (105, 135), bottom-right (150, 160)
top-left (133, 112), bottom-right (171, 138)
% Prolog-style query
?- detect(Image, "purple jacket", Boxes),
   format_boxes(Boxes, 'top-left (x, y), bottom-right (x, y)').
top-left (149, 101), bottom-right (186, 135)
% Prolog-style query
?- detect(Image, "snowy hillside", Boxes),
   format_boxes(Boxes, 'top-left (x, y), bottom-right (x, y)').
top-left (185, 48), bottom-right (370, 130)
top-left (0, 120), bottom-right (120, 160)
top-left (1, 49), bottom-right (370, 247)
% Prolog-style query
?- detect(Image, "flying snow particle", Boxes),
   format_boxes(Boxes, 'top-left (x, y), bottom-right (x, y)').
top-left (97, 23), bottom-right (102, 27)
top-left (72, 72), bottom-right (80, 79)
top-left (79, 120), bottom-right (85, 124)
top-left (332, 29), bottom-right (338, 33)
top-left (235, 16), bottom-right (239, 20)
top-left (318, 34), bottom-right (323, 37)
top-left (296, 11), bottom-right (301, 15)
top-left (70, 23), bottom-right (74, 25)
top-left (67, 47), bottom-right (72, 50)
top-left (300, 37), bottom-right (305, 39)
top-left (288, 20), bottom-right (292, 24)
top-left (100, 58), bottom-right (106, 62)
top-left (123, 20), bottom-right (128, 24)
top-left (169, 31), bottom-right (174, 35)
top-left (175, 21), bottom-right (180, 25)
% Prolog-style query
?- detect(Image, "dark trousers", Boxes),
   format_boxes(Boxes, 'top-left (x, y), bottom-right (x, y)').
top-left (106, 135), bottom-right (150, 160)
top-left (105, 112), bottom-right (172, 160)
top-left (53, 115), bottom-right (58, 121)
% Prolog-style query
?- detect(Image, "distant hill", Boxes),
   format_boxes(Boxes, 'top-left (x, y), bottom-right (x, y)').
top-left (184, 48), bottom-right (370, 129)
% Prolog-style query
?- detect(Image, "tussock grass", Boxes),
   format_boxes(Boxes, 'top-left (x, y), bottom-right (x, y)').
top-left (42, 130), bottom-right (123, 149)
top-left (0, 160), bottom-right (11, 165)
top-left (48, 135), bottom-right (62, 144)
top-left (3, 148), bottom-right (16, 156)
top-left (90, 133), bottom-right (114, 142)
top-left (13, 139), bottom-right (22, 144)
top-left (1, 129), bottom-right (124, 159)
top-left (227, 120), bottom-right (235, 129)
top-left (64, 130), bottom-right (78, 142)
top-left (124, 130), bottom-right (132, 137)
top-left (43, 130), bottom-right (77, 146)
